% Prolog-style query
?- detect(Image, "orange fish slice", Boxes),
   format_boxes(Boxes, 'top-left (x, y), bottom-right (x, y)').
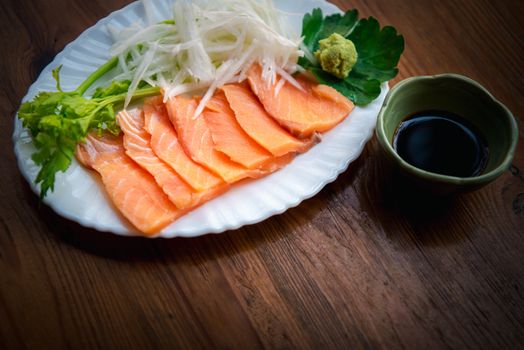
top-left (247, 64), bottom-right (354, 138)
top-left (143, 97), bottom-right (224, 192)
top-left (166, 95), bottom-right (264, 183)
top-left (204, 92), bottom-right (274, 169)
top-left (220, 83), bottom-right (317, 157)
top-left (117, 108), bottom-right (202, 210)
top-left (76, 133), bottom-right (179, 235)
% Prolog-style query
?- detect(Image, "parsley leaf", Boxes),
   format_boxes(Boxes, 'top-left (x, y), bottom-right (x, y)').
top-left (18, 68), bottom-right (160, 198)
top-left (299, 8), bottom-right (404, 106)
top-left (92, 80), bottom-right (132, 98)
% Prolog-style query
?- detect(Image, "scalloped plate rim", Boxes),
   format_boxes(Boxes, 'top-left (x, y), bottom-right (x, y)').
top-left (12, 0), bottom-right (388, 238)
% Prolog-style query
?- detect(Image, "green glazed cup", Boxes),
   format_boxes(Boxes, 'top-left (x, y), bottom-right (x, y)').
top-left (376, 74), bottom-right (519, 194)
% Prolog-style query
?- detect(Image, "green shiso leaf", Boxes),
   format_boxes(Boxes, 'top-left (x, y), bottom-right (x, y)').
top-left (299, 8), bottom-right (404, 106)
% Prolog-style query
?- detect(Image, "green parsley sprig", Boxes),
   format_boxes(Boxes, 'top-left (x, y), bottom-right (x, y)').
top-left (18, 58), bottom-right (160, 198)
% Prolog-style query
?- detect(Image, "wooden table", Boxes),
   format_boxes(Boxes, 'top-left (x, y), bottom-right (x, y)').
top-left (1, 0), bottom-right (523, 348)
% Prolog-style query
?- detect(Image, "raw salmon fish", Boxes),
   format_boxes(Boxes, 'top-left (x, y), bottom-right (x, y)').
top-left (76, 133), bottom-right (179, 235)
top-left (166, 95), bottom-right (264, 183)
top-left (220, 83), bottom-right (316, 157)
top-left (143, 97), bottom-right (225, 192)
top-left (117, 108), bottom-right (199, 210)
top-left (204, 92), bottom-right (274, 169)
top-left (247, 64), bottom-right (354, 138)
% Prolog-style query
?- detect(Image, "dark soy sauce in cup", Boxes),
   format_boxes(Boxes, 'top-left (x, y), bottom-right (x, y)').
top-left (393, 111), bottom-right (488, 177)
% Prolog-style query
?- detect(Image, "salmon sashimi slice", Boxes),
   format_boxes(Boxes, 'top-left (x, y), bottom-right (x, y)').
top-left (76, 133), bottom-right (179, 235)
top-left (117, 108), bottom-right (203, 210)
top-left (143, 97), bottom-right (225, 192)
top-left (247, 64), bottom-right (354, 138)
top-left (220, 83), bottom-right (318, 156)
top-left (203, 92), bottom-right (274, 169)
top-left (166, 95), bottom-right (264, 183)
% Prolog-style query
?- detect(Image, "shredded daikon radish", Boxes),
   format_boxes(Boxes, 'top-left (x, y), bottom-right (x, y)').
top-left (299, 42), bottom-right (317, 65)
top-left (193, 40), bottom-right (258, 118)
top-left (274, 77), bottom-right (286, 97)
top-left (108, 0), bottom-right (304, 115)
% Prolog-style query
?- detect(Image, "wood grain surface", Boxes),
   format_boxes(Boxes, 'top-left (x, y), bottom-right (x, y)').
top-left (1, 0), bottom-right (523, 349)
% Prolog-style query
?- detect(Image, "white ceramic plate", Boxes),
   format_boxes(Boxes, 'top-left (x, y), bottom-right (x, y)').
top-left (13, 0), bottom-right (388, 238)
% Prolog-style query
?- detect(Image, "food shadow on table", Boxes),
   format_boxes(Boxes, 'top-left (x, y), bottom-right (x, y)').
top-left (354, 140), bottom-right (474, 247)
top-left (18, 171), bottom-right (327, 263)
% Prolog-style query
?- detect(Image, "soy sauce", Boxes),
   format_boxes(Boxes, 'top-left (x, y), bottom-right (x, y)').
top-left (393, 111), bottom-right (488, 177)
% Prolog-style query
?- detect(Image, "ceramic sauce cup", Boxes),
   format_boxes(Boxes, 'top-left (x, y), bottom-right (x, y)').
top-left (376, 74), bottom-right (518, 194)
